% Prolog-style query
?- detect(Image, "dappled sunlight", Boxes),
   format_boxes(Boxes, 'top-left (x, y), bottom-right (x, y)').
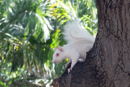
top-left (0, 0), bottom-right (97, 87)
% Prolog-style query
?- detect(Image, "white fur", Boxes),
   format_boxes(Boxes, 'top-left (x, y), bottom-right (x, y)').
top-left (53, 19), bottom-right (95, 73)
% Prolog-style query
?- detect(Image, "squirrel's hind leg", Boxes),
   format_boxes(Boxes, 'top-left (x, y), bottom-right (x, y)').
top-left (77, 59), bottom-right (84, 63)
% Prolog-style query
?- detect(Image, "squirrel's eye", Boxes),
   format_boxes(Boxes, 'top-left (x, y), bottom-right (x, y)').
top-left (56, 53), bottom-right (59, 56)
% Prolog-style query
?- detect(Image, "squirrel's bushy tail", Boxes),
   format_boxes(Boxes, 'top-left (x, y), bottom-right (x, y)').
top-left (62, 19), bottom-right (95, 43)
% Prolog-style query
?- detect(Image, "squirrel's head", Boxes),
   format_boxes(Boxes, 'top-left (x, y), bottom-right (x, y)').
top-left (53, 46), bottom-right (64, 63)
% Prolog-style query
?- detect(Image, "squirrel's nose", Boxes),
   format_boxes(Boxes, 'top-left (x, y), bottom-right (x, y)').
top-left (53, 61), bottom-right (55, 63)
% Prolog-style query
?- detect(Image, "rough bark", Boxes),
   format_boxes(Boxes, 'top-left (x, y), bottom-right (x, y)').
top-left (52, 0), bottom-right (130, 87)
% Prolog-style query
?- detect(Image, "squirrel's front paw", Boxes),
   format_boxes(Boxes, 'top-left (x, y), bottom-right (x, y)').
top-left (65, 62), bottom-right (71, 68)
top-left (68, 68), bottom-right (72, 73)
top-left (65, 63), bottom-right (69, 68)
top-left (65, 63), bottom-right (68, 68)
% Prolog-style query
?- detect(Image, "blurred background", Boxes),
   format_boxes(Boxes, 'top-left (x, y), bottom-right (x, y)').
top-left (0, 0), bottom-right (97, 87)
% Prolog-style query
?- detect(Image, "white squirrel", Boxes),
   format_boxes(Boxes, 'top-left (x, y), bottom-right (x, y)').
top-left (52, 19), bottom-right (95, 73)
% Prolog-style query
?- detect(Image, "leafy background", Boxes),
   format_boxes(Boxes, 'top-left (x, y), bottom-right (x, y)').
top-left (0, 0), bottom-right (97, 87)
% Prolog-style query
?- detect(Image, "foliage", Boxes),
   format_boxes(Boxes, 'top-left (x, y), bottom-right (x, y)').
top-left (0, 81), bottom-right (8, 87)
top-left (0, 0), bottom-right (97, 86)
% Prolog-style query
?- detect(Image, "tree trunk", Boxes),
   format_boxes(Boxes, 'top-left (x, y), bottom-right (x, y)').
top-left (52, 0), bottom-right (130, 87)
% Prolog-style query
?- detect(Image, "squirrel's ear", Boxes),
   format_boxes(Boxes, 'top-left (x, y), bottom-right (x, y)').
top-left (55, 47), bottom-right (57, 50)
top-left (58, 46), bottom-right (63, 52)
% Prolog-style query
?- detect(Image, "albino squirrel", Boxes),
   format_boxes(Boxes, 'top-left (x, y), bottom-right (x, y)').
top-left (53, 19), bottom-right (95, 73)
